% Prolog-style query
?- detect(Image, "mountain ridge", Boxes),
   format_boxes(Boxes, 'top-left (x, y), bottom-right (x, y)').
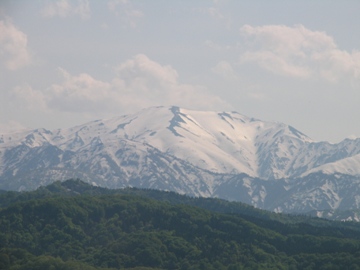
top-left (1, 106), bottom-right (360, 213)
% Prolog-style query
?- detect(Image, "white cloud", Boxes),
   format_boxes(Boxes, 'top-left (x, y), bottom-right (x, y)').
top-left (205, 7), bottom-right (224, 20)
top-left (41, 0), bottom-right (91, 19)
top-left (12, 54), bottom-right (230, 115)
top-left (204, 40), bottom-right (232, 51)
top-left (239, 24), bottom-right (360, 83)
top-left (115, 54), bottom-right (178, 85)
top-left (195, 0), bottom-right (234, 30)
top-left (313, 49), bottom-right (360, 82)
top-left (12, 84), bottom-right (47, 110)
top-left (242, 50), bottom-right (311, 78)
top-left (113, 54), bottom-right (230, 111)
top-left (212, 61), bottom-right (237, 80)
top-left (205, 40), bottom-right (223, 51)
top-left (107, 0), bottom-right (143, 28)
top-left (46, 68), bottom-right (113, 112)
top-left (0, 19), bottom-right (31, 70)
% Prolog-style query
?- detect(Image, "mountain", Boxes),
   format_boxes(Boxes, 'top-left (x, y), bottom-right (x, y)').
top-left (1, 106), bottom-right (360, 214)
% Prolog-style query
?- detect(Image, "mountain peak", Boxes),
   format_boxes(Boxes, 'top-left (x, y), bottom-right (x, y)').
top-left (0, 106), bottom-right (353, 179)
top-left (2, 106), bottom-right (360, 214)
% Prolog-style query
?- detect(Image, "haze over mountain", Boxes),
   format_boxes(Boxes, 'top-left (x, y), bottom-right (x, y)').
top-left (1, 106), bottom-right (360, 214)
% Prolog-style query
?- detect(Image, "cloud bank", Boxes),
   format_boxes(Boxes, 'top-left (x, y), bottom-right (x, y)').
top-left (239, 24), bottom-right (360, 83)
top-left (12, 54), bottom-right (230, 115)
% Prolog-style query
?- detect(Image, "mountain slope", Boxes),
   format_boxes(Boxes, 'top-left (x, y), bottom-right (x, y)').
top-left (1, 106), bottom-right (360, 213)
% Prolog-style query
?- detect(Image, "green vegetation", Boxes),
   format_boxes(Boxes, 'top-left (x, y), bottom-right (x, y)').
top-left (1, 179), bottom-right (360, 269)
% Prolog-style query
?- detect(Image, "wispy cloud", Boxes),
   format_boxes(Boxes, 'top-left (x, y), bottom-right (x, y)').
top-left (239, 24), bottom-right (360, 83)
top-left (196, 0), bottom-right (232, 29)
top-left (0, 120), bottom-right (28, 133)
top-left (212, 61), bottom-right (238, 80)
top-left (107, 0), bottom-right (143, 28)
top-left (205, 7), bottom-right (224, 20)
top-left (12, 84), bottom-right (47, 110)
top-left (0, 18), bottom-right (31, 70)
top-left (41, 0), bottom-right (91, 19)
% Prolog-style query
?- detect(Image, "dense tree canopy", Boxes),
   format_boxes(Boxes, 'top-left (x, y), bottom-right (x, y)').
top-left (1, 180), bottom-right (360, 269)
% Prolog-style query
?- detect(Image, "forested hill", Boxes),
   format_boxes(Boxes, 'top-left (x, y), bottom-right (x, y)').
top-left (1, 180), bottom-right (360, 269)
top-left (0, 179), bottom-right (276, 221)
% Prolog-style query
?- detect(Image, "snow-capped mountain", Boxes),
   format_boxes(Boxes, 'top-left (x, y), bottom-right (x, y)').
top-left (1, 106), bottom-right (360, 213)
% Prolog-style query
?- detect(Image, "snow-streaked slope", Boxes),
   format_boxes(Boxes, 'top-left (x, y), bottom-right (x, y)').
top-left (1, 106), bottom-right (360, 181)
top-left (302, 153), bottom-right (360, 176)
top-left (87, 106), bottom-right (315, 178)
top-left (2, 106), bottom-right (360, 215)
top-left (0, 106), bottom-right (313, 178)
top-left (108, 107), bottom-right (260, 176)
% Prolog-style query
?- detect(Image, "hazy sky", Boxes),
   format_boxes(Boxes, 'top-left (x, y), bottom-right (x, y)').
top-left (1, 0), bottom-right (359, 143)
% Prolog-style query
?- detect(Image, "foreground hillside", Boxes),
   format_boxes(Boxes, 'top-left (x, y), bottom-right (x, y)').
top-left (1, 180), bottom-right (360, 269)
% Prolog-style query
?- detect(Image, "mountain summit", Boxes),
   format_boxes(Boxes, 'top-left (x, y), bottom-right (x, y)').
top-left (1, 106), bottom-right (360, 213)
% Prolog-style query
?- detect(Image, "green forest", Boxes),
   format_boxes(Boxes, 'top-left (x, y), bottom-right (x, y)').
top-left (1, 179), bottom-right (360, 269)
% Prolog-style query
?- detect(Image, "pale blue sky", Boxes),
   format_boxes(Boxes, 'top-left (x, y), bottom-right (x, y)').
top-left (1, 0), bottom-right (359, 142)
